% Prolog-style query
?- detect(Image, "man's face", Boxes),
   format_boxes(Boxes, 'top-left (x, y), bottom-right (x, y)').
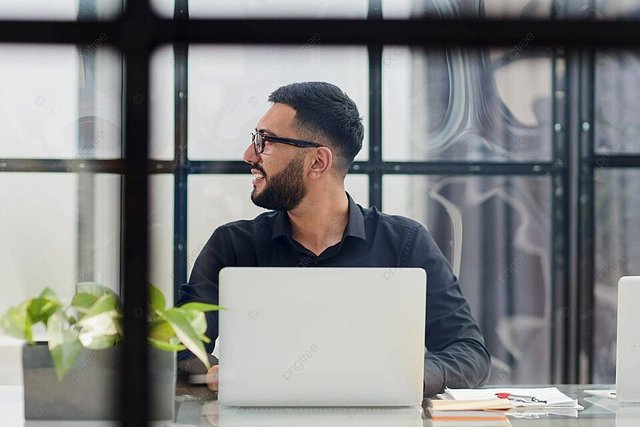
top-left (250, 152), bottom-right (306, 211)
top-left (243, 103), bottom-right (308, 211)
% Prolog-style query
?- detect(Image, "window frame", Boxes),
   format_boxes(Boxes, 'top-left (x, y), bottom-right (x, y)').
top-left (2, 0), bottom-right (640, 422)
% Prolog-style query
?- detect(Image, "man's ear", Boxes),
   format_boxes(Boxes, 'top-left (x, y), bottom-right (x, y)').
top-left (308, 147), bottom-right (333, 179)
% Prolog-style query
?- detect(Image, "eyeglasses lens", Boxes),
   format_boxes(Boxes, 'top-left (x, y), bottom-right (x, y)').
top-left (252, 132), bottom-right (264, 154)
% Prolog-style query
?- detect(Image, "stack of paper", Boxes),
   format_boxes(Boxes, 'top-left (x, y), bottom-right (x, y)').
top-left (430, 399), bottom-right (514, 411)
top-left (440, 387), bottom-right (583, 410)
top-left (428, 387), bottom-right (583, 422)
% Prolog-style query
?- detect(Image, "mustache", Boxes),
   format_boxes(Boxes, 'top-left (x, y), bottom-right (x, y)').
top-left (250, 163), bottom-right (266, 176)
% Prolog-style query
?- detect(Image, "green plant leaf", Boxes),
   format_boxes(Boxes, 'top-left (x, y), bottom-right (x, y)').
top-left (47, 311), bottom-right (83, 380)
top-left (149, 284), bottom-right (166, 313)
top-left (2, 283), bottom-right (220, 377)
top-left (149, 337), bottom-right (186, 352)
top-left (79, 332), bottom-right (120, 350)
top-left (178, 302), bottom-right (223, 312)
top-left (76, 294), bottom-right (122, 349)
top-left (76, 283), bottom-right (119, 300)
top-left (148, 312), bottom-right (197, 353)
top-left (39, 288), bottom-right (57, 299)
top-left (83, 293), bottom-right (121, 319)
top-left (148, 318), bottom-right (175, 342)
top-left (161, 308), bottom-right (210, 369)
top-left (27, 288), bottom-right (62, 325)
top-left (0, 301), bottom-right (33, 342)
top-left (77, 310), bottom-right (121, 349)
top-left (181, 310), bottom-right (208, 337)
top-left (185, 313), bottom-right (211, 342)
top-left (71, 293), bottom-right (99, 313)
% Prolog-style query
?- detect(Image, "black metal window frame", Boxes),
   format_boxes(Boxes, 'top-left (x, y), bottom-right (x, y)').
top-left (3, 1), bottom-right (640, 424)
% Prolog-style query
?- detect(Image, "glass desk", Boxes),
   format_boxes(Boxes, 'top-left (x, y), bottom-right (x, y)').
top-left (175, 384), bottom-right (639, 427)
top-left (1, 384), bottom-right (638, 425)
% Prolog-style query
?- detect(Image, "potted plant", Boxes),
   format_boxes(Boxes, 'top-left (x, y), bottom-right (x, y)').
top-left (0, 282), bottom-right (219, 421)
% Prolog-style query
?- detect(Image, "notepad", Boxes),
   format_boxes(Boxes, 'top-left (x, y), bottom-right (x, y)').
top-left (427, 408), bottom-right (510, 422)
top-left (428, 399), bottom-right (514, 411)
top-left (426, 396), bottom-right (513, 423)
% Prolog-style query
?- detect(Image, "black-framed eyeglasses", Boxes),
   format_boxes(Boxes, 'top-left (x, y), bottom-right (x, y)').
top-left (251, 131), bottom-right (323, 155)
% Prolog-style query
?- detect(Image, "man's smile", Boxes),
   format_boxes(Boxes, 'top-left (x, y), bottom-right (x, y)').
top-left (251, 168), bottom-right (266, 186)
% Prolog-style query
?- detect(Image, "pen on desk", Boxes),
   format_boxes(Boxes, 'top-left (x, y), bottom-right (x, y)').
top-left (189, 374), bottom-right (215, 384)
top-left (495, 393), bottom-right (547, 404)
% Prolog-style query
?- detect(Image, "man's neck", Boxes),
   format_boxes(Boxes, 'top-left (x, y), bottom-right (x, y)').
top-left (287, 189), bottom-right (349, 256)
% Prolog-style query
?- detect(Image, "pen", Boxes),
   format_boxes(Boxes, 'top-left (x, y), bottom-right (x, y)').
top-left (495, 393), bottom-right (547, 404)
top-left (189, 374), bottom-right (217, 384)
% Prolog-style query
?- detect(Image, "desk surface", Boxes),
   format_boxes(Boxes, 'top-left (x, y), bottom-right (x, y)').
top-left (1, 384), bottom-right (637, 426)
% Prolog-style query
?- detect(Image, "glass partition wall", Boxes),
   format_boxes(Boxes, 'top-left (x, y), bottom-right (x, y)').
top-left (2, 0), bottom-right (640, 423)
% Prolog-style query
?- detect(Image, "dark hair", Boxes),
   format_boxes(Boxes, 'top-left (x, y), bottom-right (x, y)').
top-left (268, 82), bottom-right (364, 176)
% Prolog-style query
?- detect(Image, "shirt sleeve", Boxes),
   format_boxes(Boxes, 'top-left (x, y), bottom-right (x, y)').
top-left (403, 224), bottom-right (491, 396)
top-left (175, 226), bottom-right (233, 362)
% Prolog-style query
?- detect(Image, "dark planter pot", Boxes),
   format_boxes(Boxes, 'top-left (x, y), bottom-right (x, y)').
top-left (22, 342), bottom-right (176, 421)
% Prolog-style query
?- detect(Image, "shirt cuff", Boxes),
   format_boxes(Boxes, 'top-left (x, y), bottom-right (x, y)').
top-left (423, 358), bottom-right (446, 397)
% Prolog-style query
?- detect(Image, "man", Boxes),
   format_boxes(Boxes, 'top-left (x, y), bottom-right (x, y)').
top-left (176, 81), bottom-right (491, 396)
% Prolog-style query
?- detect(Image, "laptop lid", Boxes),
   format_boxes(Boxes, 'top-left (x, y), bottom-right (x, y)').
top-left (616, 276), bottom-right (640, 403)
top-left (217, 267), bottom-right (426, 407)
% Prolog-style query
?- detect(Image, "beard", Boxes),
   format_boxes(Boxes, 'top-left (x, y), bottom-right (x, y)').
top-left (250, 154), bottom-right (307, 211)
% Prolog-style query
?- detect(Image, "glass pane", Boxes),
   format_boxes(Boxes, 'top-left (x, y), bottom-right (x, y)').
top-left (0, 0), bottom-right (121, 20)
top-left (579, 0), bottom-right (640, 19)
top-left (593, 169), bottom-right (640, 383)
top-left (150, 46), bottom-right (175, 160)
top-left (383, 0), bottom-right (552, 19)
top-left (383, 47), bottom-right (553, 161)
top-left (383, 0), bottom-right (640, 19)
top-left (345, 174), bottom-right (369, 208)
top-left (0, 45), bottom-right (121, 159)
top-left (482, 0), bottom-right (552, 18)
top-left (188, 45), bottom-right (369, 161)
top-left (0, 172), bottom-right (121, 388)
top-left (81, 47), bottom-right (122, 159)
top-left (383, 175), bottom-right (552, 384)
top-left (595, 52), bottom-right (640, 154)
top-left (0, 174), bottom-right (78, 307)
top-left (601, 0), bottom-right (640, 19)
top-left (152, 0), bottom-right (367, 18)
top-left (188, 175), bottom-right (267, 275)
top-left (381, 0), bottom-right (414, 19)
top-left (150, 175), bottom-right (175, 303)
top-left (154, 0), bottom-right (562, 19)
top-left (86, 174), bottom-right (121, 292)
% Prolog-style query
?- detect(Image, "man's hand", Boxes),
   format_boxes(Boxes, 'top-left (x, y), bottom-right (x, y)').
top-left (206, 365), bottom-right (219, 391)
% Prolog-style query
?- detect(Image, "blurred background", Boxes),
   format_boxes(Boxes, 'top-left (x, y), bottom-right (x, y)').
top-left (1, 0), bottom-right (639, 389)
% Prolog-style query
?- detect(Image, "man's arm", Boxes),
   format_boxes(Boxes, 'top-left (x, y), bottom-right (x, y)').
top-left (404, 225), bottom-right (491, 396)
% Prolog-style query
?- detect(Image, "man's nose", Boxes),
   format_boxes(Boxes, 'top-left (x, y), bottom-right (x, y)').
top-left (243, 143), bottom-right (260, 165)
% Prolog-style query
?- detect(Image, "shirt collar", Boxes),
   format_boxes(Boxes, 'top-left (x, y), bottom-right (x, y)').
top-left (271, 192), bottom-right (366, 242)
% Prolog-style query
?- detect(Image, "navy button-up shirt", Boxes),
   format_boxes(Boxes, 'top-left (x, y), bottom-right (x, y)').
top-left (177, 194), bottom-right (491, 396)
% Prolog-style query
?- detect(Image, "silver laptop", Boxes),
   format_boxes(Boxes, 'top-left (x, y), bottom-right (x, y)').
top-left (616, 276), bottom-right (640, 403)
top-left (217, 267), bottom-right (426, 407)
top-left (217, 405), bottom-right (424, 427)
